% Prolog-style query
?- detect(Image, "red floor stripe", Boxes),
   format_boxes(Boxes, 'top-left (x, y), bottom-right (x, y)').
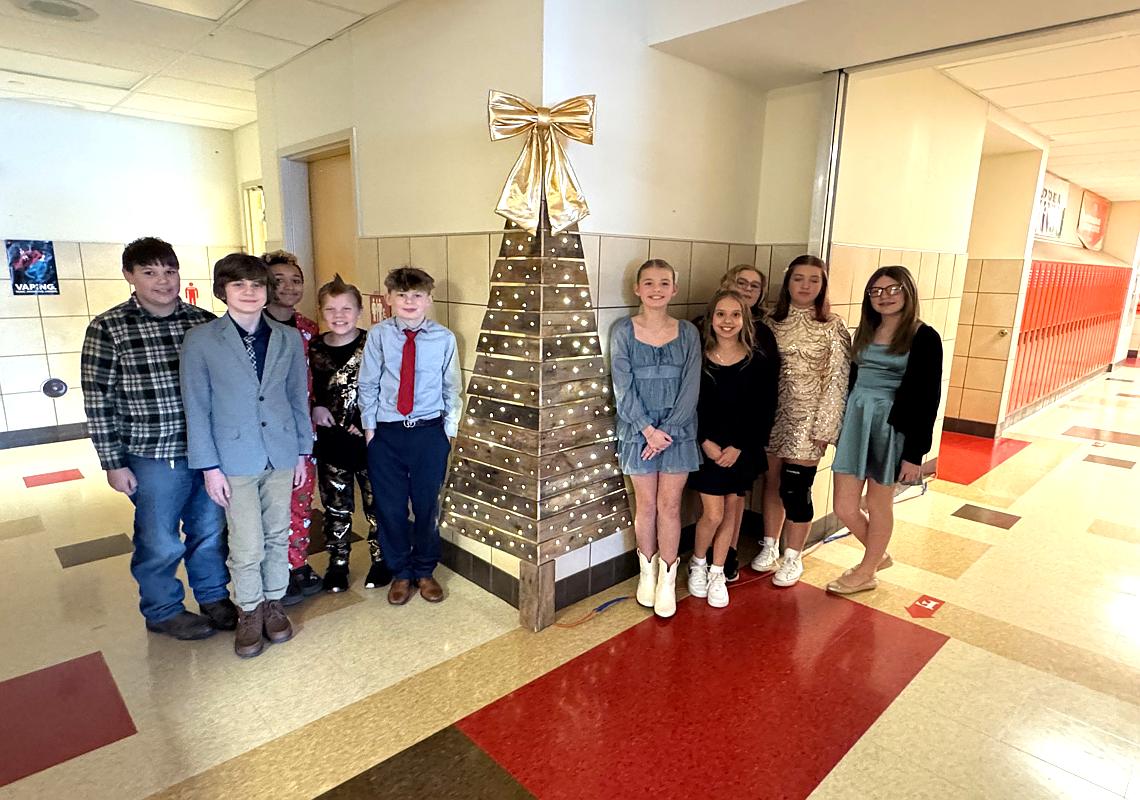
top-left (22, 469), bottom-right (84, 488)
top-left (459, 580), bottom-right (947, 799)
top-left (0, 652), bottom-right (136, 787)
top-left (937, 432), bottom-right (1030, 485)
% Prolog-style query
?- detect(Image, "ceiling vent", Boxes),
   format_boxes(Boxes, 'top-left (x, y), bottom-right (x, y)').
top-left (10, 0), bottom-right (98, 22)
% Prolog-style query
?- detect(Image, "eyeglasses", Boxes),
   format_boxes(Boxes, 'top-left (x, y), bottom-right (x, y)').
top-left (867, 284), bottom-right (904, 298)
top-left (734, 278), bottom-right (764, 292)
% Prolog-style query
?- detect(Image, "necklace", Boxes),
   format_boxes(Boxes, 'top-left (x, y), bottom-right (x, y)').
top-left (711, 346), bottom-right (744, 365)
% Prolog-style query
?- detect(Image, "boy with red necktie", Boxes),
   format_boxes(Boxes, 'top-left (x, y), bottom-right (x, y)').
top-left (358, 267), bottom-right (461, 605)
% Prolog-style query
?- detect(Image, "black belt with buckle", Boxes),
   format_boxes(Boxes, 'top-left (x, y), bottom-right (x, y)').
top-left (378, 415), bottom-right (443, 429)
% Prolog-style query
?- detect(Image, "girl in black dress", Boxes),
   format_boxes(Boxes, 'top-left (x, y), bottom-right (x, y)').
top-left (686, 289), bottom-right (780, 608)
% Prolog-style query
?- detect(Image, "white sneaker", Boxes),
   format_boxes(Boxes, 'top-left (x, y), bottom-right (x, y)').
top-left (750, 540), bottom-right (780, 573)
top-left (687, 559), bottom-right (709, 598)
top-left (707, 570), bottom-right (729, 608)
top-left (636, 550), bottom-right (659, 608)
top-left (772, 555), bottom-right (803, 587)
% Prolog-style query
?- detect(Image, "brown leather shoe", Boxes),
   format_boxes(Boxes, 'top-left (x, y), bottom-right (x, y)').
top-left (418, 576), bottom-right (444, 603)
top-left (234, 603), bottom-right (265, 659)
top-left (387, 578), bottom-right (413, 605)
top-left (263, 599), bottom-right (294, 644)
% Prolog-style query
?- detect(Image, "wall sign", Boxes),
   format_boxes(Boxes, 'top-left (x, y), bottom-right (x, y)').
top-left (6, 239), bottom-right (59, 295)
top-left (365, 293), bottom-right (390, 325)
top-left (1034, 173), bottom-right (1068, 240)
top-left (1077, 190), bottom-right (1110, 251)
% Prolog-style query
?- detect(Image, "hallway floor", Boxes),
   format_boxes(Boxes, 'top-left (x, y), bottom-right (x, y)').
top-left (2, 364), bottom-right (1140, 799)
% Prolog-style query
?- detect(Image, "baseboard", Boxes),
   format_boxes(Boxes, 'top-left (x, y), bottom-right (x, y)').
top-left (943, 417), bottom-right (997, 438)
top-left (0, 422), bottom-right (89, 450)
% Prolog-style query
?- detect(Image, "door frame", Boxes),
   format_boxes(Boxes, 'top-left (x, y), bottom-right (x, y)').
top-left (276, 128), bottom-right (361, 317)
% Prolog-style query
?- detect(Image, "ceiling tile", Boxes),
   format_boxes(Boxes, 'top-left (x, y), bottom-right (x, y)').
top-left (1049, 141), bottom-right (1140, 158)
top-left (0, 90), bottom-right (110, 113)
top-left (944, 35), bottom-right (1140, 90)
top-left (1047, 126), bottom-right (1140, 146)
top-left (131, 0), bottom-right (241, 20)
top-left (0, 0), bottom-right (216, 51)
top-left (0, 69), bottom-right (128, 105)
top-left (1015, 91), bottom-right (1140, 123)
top-left (0, 15), bottom-right (173, 73)
top-left (159, 53), bottom-right (259, 90)
top-left (229, 0), bottom-right (362, 46)
top-left (111, 106), bottom-right (238, 129)
top-left (139, 75), bottom-right (256, 110)
top-left (981, 66), bottom-right (1140, 107)
top-left (119, 91), bottom-right (257, 125)
top-left (191, 26), bottom-right (306, 69)
top-left (0, 49), bottom-right (143, 88)
top-left (1036, 109), bottom-right (1140, 136)
top-left (313, 0), bottom-right (403, 14)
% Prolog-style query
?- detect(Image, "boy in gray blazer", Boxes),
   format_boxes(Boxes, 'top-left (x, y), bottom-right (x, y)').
top-left (181, 254), bottom-right (312, 658)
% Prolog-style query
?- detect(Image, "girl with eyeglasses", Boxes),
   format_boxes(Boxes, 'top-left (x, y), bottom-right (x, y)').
top-left (828, 266), bottom-right (943, 595)
top-left (753, 255), bottom-right (850, 588)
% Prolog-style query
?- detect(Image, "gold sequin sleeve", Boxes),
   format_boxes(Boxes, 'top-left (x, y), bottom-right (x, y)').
top-left (809, 316), bottom-right (852, 445)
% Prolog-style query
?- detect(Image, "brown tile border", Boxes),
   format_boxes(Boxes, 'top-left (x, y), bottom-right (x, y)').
top-left (55, 533), bottom-right (133, 569)
top-left (0, 422), bottom-right (89, 450)
top-left (950, 504), bottom-right (1019, 530)
top-left (317, 726), bottom-right (533, 799)
top-left (0, 515), bottom-right (45, 542)
top-left (1088, 519), bottom-right (1140, 545)
top-left (1082, 454), bottom-right (1135, 470)
top-left (1065, 426), bottom-right (1140, 449)
top-left (943, 418), bottom-right (996, 438)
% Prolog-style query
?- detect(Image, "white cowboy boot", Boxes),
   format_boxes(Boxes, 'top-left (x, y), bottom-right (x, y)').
top-left (636, 549), bottom-right (659, 608)
top-left (654, 557), bottom-right (679, 618)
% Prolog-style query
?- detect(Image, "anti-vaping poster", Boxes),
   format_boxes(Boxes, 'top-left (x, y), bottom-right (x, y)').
top-left (6, 239), bottom-right (59, 295)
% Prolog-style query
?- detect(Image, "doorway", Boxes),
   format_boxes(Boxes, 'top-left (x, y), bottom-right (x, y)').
top-left (308, 150), bottom-right (357, 297)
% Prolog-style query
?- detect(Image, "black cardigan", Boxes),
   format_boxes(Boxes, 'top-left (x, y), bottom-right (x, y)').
top-left (848, 323), bottom-right (943, 465)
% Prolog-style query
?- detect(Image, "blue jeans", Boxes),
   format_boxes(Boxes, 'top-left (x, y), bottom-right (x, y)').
top-left (127, 455), bottom-right (229, 623)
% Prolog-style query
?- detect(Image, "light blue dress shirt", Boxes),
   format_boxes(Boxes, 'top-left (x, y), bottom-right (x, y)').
top-left (358, 317), bottom-right (463, 437)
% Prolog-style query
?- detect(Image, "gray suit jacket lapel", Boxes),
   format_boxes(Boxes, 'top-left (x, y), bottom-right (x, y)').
top-left (219, 316), bottom-right (261, 387)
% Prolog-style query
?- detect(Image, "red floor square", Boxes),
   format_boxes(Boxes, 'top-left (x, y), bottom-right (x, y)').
top-left (22, 469), bottom-right (84, 488)
top-left (0, 652), bottom-right (136, 787)
top-left (459, 580), bottom-right (947, 799)
top-left (937, 432), bottom-right (1030, 485)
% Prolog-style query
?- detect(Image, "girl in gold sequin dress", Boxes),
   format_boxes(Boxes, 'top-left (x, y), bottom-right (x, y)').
top-left (752, 255), bottom-right (851, 588)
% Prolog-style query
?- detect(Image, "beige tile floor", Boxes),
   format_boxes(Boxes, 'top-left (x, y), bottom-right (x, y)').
top-left (2, 362), bottom-right (1140, 798)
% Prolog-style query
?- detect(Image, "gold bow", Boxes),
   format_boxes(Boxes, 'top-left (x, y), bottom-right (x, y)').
top-left (488, 90), bottom-right (595, 234)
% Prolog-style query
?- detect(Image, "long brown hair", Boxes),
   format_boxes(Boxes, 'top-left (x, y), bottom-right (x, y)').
top-left (702, 289), bottom-right (755, 367)
top-left (771, 254), bottom-right (829, 322)
top-left (852, 265), bottom-right (921, 357)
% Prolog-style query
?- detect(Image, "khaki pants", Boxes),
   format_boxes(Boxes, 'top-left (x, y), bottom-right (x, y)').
top-left (225, 468), bottom-right (294, 612)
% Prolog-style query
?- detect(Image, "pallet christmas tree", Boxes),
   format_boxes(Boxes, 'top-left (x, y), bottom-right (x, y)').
top-left (440, 211), bottom-right (632, 629)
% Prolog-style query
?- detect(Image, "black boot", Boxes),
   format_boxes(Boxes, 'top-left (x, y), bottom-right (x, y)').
top-left (199, 598), bottom-right (238, 630)
top-left (364, 560), bottom-right (392, 589)
top-left (323, 560), bottom-right (349, 593)
top-left (146, 611), bottom-right (216, 640)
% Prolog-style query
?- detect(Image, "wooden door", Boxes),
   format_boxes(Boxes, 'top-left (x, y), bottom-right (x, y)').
top-left (308, 152), bottom-right (355, 312)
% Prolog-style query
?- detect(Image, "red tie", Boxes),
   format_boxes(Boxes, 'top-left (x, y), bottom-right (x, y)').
top-left (397, 329), bottom-right (418, 416)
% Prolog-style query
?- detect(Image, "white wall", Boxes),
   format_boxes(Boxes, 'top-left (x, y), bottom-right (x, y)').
top-left (832, 68), bottom-right (987, 252)
top-left (754, 80), bottom-right (822, 244)
top-left (543, 0), bottom-right (765, 242)
top-left (257, 0), bottom-right (542, 241)
top-left (233, 122), bottom-right (261, 185)
top-left (1104, 200), bottom-right (1140, 266)
top-left (0, 99), bottom-right (241, 245)
top-left (967, 150), bottom-right (1043, 260)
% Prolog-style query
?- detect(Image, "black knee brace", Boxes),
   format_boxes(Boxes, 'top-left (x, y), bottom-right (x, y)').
top-left (779, 463), bottom-right (818, 523)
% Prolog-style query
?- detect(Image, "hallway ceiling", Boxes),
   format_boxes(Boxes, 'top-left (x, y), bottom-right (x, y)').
top-left (0, 0), bottom-right (401, 130)
top-left (651, 0), bottom-right (1140, 91)
top-left (941, 31), bottom-right (1140, 202)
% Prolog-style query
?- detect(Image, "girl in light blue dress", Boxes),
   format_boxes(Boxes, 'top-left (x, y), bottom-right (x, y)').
top-left (830, 265), bottom-right (943, 596)
top-left (610, 259), bottom-right (700, 619)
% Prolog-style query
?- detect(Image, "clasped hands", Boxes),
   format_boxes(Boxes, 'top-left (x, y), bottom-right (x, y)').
top-left (701, 439), bottom-right (742, 468)
top-left (640, 425), bottom-right (673, 461)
